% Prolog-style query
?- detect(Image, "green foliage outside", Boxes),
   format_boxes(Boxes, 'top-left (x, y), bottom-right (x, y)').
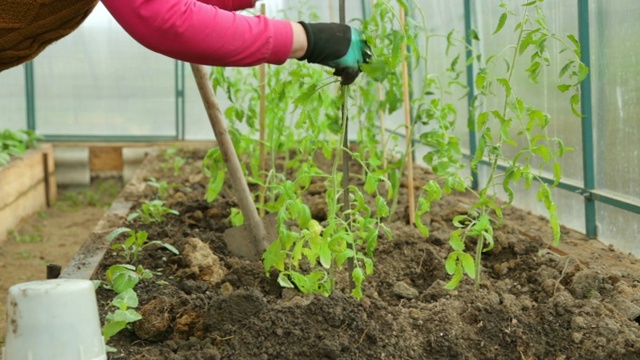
top-left (0, 129), bottom-right (40, 166)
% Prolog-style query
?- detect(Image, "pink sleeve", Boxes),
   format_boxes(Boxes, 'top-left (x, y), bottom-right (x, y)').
top-left (197, 0), bottom-right (255, 11)
top-left (101, 0), bottom-right (293, 66)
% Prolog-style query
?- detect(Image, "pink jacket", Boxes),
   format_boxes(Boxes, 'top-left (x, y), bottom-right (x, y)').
top-left (101, 0), bottom-right (293, 66)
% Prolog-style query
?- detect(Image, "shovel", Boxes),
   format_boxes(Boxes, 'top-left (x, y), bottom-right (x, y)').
top-left (190, 64), bottom-right (277, 261)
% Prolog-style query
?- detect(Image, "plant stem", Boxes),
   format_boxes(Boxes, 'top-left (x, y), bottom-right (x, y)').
top-left (474, 230), bottom-right (484, 291)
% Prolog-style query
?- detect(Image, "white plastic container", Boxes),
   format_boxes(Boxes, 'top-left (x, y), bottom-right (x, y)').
top-left (3, 279), bottom-right (106, 360)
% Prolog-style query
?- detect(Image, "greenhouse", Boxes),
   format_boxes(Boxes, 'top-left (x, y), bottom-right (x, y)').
top-left (1, 0), bottom-right (640, 359)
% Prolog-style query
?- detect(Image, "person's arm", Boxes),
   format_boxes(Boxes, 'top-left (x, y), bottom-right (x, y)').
top-left (101, 0), bottom-right (294, 66)
top-left (197, 0), bottom-right (255, 11)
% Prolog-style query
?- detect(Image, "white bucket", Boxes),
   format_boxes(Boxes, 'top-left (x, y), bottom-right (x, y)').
top-left (3, 279), bottom-right (107, 360)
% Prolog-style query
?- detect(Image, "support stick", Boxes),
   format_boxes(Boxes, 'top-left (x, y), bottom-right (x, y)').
top-left (191, 64), bottom-right (268, 256)
top-left (338, 0), bottom-right (355, 292)
top-left (400, 7), bottom-right (415, 225)
top-left (258, 3), bottom-right (267, 217)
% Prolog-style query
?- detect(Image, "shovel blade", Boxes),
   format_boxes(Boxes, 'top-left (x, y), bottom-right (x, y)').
top-left (223, 213), bottom-right (278, 261)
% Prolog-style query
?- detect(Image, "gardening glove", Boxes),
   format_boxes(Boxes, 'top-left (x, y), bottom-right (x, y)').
top-left (298, 22), bottom-right (372, 85)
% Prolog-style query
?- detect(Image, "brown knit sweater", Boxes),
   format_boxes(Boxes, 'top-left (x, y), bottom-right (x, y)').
top-left (0, 0), bottom-right (98, 72)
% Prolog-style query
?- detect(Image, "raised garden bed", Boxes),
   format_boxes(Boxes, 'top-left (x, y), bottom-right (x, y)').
top-left (64, 147), bottom-right (640, 359)
top-left (0, 143), bottom-right (56, 243)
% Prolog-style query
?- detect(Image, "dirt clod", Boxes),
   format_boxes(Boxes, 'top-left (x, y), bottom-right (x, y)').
top-left (392, 281), bottom-right (419, 299)
top-left (133, 296), bottom-right (175, 341)
top-left (178, 237), bottom-right (227, 286)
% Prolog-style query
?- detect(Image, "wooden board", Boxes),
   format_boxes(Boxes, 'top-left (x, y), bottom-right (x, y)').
top-left (0, 144), bottom-right (57, 242)
top-left (89, 146), bottom-right (123, 172)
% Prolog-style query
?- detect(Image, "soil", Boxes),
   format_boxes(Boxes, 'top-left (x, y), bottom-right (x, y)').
top-left (19, 147), bottom-right (640, 359)
top-left (0, 178), bottom-right (124, 345)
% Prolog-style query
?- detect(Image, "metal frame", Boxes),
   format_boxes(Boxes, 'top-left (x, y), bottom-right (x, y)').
top-left (23, 60), bottom-right (186, 142)
top-left (17, 0), bottom-right (640, 241)
top-left (415, 0), bottom-right (640, 240)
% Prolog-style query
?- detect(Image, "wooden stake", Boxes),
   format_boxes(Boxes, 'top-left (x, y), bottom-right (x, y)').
top-left (258, 3), bottom-right (267, 217)
top-left (400, 7), bottom-right (415, 225)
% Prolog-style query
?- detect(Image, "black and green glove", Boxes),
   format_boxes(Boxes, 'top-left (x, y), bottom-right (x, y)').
top-left (298, 22), bottom-right (372, 85)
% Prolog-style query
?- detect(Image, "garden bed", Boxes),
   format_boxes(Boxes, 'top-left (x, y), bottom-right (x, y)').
top-left (76, 147), bottom-right (640, 359)
top-left (0, 143), bottom-right (56, 243)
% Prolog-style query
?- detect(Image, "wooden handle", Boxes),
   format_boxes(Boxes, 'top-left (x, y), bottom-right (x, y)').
top-left (190, 63), bottom-right (267, 255)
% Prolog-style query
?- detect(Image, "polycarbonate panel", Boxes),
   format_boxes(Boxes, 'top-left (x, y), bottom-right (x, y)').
top-left (473, 1), bottom-right (583, 182)
top-left (184, 64), bottom-right (223, 141)
top-left (477, 165), bottom-right (586, 237)
top-left (277, 0), bottom-right (363, 23)
top-left (411, 0), bottom-right (470, 153)
top-left (597, 203), bottom-right (640, 256)
top-left (0, 66), bottom-right (27, 130)
top-left (591, 0), bottom-right (640, 202)
top-left (33, 3), bottom-right (176, 137)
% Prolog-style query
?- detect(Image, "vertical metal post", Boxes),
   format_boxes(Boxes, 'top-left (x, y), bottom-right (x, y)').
top-left (360, 0), bottom-right (369, 18)
top-left (464, 0), bottom-right (479, 190)
top-left (25, 61), bottom-right (36, 131)
top-left (175, 60), bottom-right (186, 140)
top-left (578, 0), bottom-right (597, 238)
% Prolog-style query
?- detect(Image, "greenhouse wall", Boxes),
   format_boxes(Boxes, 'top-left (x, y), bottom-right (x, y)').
top-left (1, 1), bottom-right (639, 255)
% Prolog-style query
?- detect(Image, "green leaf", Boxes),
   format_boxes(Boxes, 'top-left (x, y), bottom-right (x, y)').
top-left (351, 267), bottom-right (365, 299)
top-left (106, 265), bottom-right (140, 294)
top-left (277, 273), bottom-right (294, 288)
top-left (493, 13), bottom-right (508, 35)
top-left (102, 321), bottom-right (127, 342)
top-left (364, 173), bottom-right (378, 194)
top-left (459, 252), bottom-right (476, 279)
top-left (449, 229), bottom-right (465, 252)
top-left (361, 60), bottom-right (390, 82)
top-left (469, 29), bottom-right (480, 41)
top-left (107, 227), bottom-right (132, 243)
top-left (497, 78), bottom-right (512, 98)
top-left (477, 111), bottom-right (490, 130)
top-left (290, 271), bottom-right (311, 293)
top-left (552, 161), bottom-right (562, 186)
top-left (205, 167), bottom-right (226, 202)
top-left (319, 243), bottom-right (332, 269)
top-left (559, 60), bottom-right (575, 79)
top-left (293, 85), bottom-right (319, 106)
top-left (110, 309), bottom-right (142, 323)
top-left (475, 72), bottom-right (486, 90)
top-left (558, 84), bottom-right (573, 92)
top-left (577, 62), bottom-right (589, 83)
top-left (570, 93), bottom-right (583, 117)
top-left (443, 266), bottom-right (463, 290)
top-left (111, 288), bottom-right (139, 309)
top-left (375, 196), bottom-right (389, 218)
top-left (156, 242), bottom-right (180, 255)
top-left (567, 34), bottom-right (581, 54)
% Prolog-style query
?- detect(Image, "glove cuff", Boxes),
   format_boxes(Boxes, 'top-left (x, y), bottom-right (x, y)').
top-left (298, 21), bottom-right (351, 65)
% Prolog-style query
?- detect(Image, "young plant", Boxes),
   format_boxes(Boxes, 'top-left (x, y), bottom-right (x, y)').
top-left (146, 177), bottom-right (174, 198)
top-left (172, 155), bottom-right (186, 176)
top-left (107, 227), bottom-right (179, 264)
top-left (127, 199), bottom-right (179, 224)
top-left (414, 0), bottom-right (587, 290)
top-left (103, 264), bottom-right (153, 294)
top-left (102, 288), bottom-right (142, 350)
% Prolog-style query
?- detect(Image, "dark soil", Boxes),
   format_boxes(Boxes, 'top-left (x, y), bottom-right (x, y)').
top-left (94, 147), bottom-right (640, 360)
